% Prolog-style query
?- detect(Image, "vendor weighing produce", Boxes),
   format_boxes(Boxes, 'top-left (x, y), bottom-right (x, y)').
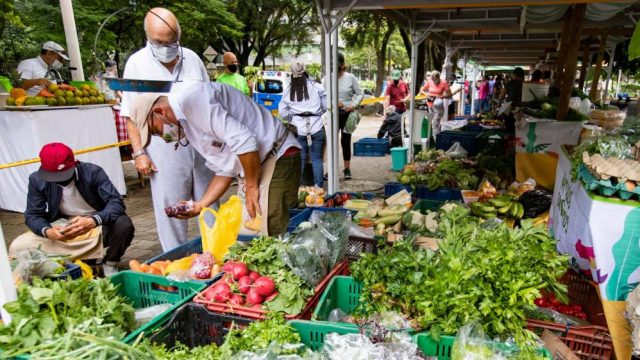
top-left (129, 82), bottom-right (301, 235)
top-left (17, 41), bottom-right (69, 96)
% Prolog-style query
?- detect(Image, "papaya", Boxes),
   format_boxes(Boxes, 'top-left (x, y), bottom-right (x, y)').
top-left (38, 89), bottom-right (56, 98)
top-left (10, 88), bottom-right (26, 99)
top-left (15, 96), bottom-right (27, 106)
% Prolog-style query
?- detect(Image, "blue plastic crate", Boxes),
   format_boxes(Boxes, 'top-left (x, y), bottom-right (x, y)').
top-left (146, 235), bottom-right (255, 265)
top-left (435, 131), bottom-right (479, 156)
top-left (462, 124), bottom-right (484, 133)
top-left (415, 186), bottom-right (462, 201)
top-left (287, 207), bottom-right (350, 233)
top-left (384, 182), bottom-right (412, 197)
top-left (290, 208), bottom-right (305, 219)
top-left (53, 263), bottom-right (82, 280)
top-left (353, 138), bottom-right (390, 157)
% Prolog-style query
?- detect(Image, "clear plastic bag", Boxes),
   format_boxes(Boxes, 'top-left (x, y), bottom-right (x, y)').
top-left (317, 211), bottom-right (351, 270)
top-left (231, 342), bottom-right (315, 360)
top-left (281, 228), bottom-right (331, 288)
top-left (322, 332), bottom-right (423, 360)
top-left (445, 142), bottom-right (469, 159)
top-left (11, 248), bottom-right (65, 285)
top-left (134, 303), bottom-right (172, 327)
top-left (452, 321), bottom-right (543, 360)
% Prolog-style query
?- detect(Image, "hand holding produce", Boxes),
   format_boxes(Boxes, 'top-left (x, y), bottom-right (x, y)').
top-left (165, 200), bottom-right (194, 218)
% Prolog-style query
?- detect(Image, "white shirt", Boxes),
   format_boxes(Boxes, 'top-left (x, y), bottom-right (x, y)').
top-left (168, 83), bottom-right (301, 177)
top-left (58, 180), bottom-right (97, 217)
top-left (278, 79), bottom-right (327, 136)
top-left (120, 43), bottom-right (209, 118)
top-left (17, 56), bottom-right (51, 96)
top-left (338, 72), bottom-right (364, 108)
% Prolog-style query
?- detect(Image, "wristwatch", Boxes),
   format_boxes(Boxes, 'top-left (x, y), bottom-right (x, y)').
top-left (132, 149), bottom-right (147, 159)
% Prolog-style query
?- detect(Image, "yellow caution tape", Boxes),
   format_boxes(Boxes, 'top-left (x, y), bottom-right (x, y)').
top-left (359, 94), bottom-right (427, 106)
top-left (0, 140), bottom-right (131, 170)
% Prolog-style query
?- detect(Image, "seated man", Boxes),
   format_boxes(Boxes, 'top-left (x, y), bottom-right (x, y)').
top-left (377, 105), bottom-right (405, 148)
top-left (9, 143), bottom-right (134, 276)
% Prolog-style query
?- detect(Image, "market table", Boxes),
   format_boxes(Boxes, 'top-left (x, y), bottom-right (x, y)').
top-left (550, 146), bottom-right (639, 359)
top-left (0, 105), bottom-right (126, 212)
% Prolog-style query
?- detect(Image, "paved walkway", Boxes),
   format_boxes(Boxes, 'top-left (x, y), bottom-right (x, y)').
top-left (1, 115), bottom-right (399, 268)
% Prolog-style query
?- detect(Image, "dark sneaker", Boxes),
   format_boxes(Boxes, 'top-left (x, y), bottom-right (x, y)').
top-left (344, 169), bottom-right (352, 180)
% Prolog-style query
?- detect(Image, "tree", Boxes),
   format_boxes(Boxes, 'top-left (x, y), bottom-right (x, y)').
top-left (213, 0), bottom-right (318, 68)
top-left (342, 11), bottom-right (396, 95)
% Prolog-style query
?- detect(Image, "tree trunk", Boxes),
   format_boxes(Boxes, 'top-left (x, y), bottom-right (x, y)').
top-left (578, 40), bottom-right (591, 91)
top-left (589, 33), bottom-right (608, 102)
top-left (556, 4), bottom-right (587, 120)
top-left (414, 42), bottom-right (426, 95)
top-left (374, 22), bottom-right (396, 95)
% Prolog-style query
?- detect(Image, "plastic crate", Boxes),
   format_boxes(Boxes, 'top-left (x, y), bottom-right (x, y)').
top-left (288, 320), bottom-right (361, 351)
top-left (462, 124), bottom-right (484, 133)
top-left (414, 186), bottom-right (462, 202)
top-left (147, 303), bottom-right (253, 348)
top-left (353, 138), bottom-right (390, 157)
top-left (413, 333), bottom-right (552, 359)
top-left (412, 199), bottom-right (446, 213)
top-left (53, 263), bottom-right (82, 280)
top-left (111, 271), bottom-right (206, 343)
top-left (146, 235), bottom-right (256, 264)
top-left (194, 260), bottom-right (350, 320)
top-left (345, 236), bottom-right (380, 261)
top-left (435, 130), bottom-right (478, 155)
top-left (384, 182), bottom-right (412, 197)
top-left (290, 208), bottom-right (305, 218)
top-left (313, 276), bottom-right (362, 322)
top-left (526, 320), bottom-right (612, 360)
top-left (287, 207), bottom-right (350, 233)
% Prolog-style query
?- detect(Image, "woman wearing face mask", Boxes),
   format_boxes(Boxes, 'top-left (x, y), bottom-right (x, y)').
top-left (278, 61), bottom-right (327, 188)
top-left (336, 53), bottom-right (364, 180)
top-left (17, 41), bottom-right (69, 96)
top-left (419, 71), bottom-right (450, 140)
top-left (216, 52), bottom-right (251, 96)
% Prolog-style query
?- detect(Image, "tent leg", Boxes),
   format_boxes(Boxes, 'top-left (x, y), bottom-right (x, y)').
top-left (604, 48), bottom-right (615, 104)
top-left (331, 24), bottom-right (340, 191)
top-left (60, 0), bottom-right (84, 81)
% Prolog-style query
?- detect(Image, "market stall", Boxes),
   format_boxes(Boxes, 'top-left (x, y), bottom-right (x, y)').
top-left (0, 105), bottom-right (126, 212)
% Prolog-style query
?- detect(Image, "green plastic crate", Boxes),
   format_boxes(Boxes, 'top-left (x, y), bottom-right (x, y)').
top-left (313, 276), bottom-right (362, 323)
top-left (0, 76), bottom-right (13, 92)
top-left (413, 333), bottom-right (552, 359)
top-left (412, 199), bottom-right (444, 213)
top-left (288, 320), bottom-right (361, 351)
top-left (111, 271), bottom-right (206, 343)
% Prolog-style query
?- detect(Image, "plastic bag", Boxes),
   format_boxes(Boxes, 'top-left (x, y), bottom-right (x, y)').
top-left (452, 322), bottom-right (506, 360)
top-left (134, 303), bottom-right (172, 327)
top-left (344, 111), bottom-right (362, 134)
top-left (322, 332), bottom-right (422, 360)
top-left (231, 342), bottom-right (316, 360)
top-left (200, 195), bottom-right (242, 265)
top-left (281, 227), bottom-right (331, 287)
top-left (519, 189), bottom-right (553, 219)
top-left (318, 211), bottom-right (351, 270)
top-left (580, 98), bottom-right (593, 115)
top-left (569, 97), bottom-right (582, 112)
top-left (527, 306), bottom-right (589, 326)
top-left (12, 248), bottom-right (65, 285)
top-left (445, 142), bottom-right (469, 159)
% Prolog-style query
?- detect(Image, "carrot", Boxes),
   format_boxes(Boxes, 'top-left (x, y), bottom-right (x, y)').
top-left (150, 261), bottom-right (165, 272)
top-left (139, 264), bottom-right (152, 273)
top-left (129, 260), bottom-right (143, 272)
top-left (147, 267), bottom-right (162, 275)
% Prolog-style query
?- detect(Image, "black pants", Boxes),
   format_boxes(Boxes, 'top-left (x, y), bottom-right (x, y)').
top-left (338, 111), bottom-right (351, 162)
top-left (103, 215), bottom-right (135, 262)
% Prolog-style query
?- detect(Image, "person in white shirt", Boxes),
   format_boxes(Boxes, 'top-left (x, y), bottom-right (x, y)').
top-left (128, 82), bottom-right (302, 236)
top-left (278, 61), bottom-right (327, 188)
top-left (17, 41), bottom-right (69, 96)
top-left (120, 7), bottom-right (215, 251)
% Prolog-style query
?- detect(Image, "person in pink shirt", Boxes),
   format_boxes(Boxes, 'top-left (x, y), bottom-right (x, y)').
top-left (418, 71), bottom-right (450, 139)
top-left (476, 75), bottom-right (490, 113)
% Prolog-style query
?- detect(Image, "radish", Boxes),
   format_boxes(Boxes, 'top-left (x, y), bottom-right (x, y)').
top-left (222, 261), bottom-right (236, 272)
top-left (211, 282), bottom-right (232, 303)
top-left (246, 288), bottom-right (264, 305)
top-left (254, 276), bottom-right (276, 296)
top-left (265, 291), bottom-right (279, 302)
top-left (251, 304), bottom-right (263, 310)
top-left (203, 287), bottom-right (217, 301)
top-left (229, 294), bottom-right (244, 306)
top-left (238, 276), bottom-right (253, 294)
top-left (230, 262), bottom-right (249, 280)
top-left (248, 271), bottom-right (260, 281)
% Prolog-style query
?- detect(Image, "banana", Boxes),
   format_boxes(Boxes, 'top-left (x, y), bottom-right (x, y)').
top-left (488, 198), bottom-right (508, 208)
top-left (516, 202), bottom-right (524, 219)
top-left (498, 204), bottom-right (512, 214)
top-left (509, 202), bottom-right (519, 218)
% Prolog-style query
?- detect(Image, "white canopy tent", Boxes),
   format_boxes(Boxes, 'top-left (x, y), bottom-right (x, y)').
top-left (314, 0), bottom-right (638, 194)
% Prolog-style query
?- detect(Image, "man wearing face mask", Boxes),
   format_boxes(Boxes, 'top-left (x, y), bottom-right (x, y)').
top-left (384, 69), bottom-right (409, 115)
top-left (120, 7), bottom-right (215, 252)
top-left (9, 143), bottom-right (134, 277)
top-left (216, 52), bottom-right (252, 97)
top-left (17, 41), bottom-right (69, 96)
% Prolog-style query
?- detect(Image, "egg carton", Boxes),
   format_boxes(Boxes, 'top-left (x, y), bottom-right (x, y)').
top-left (578, 164), bottom-right (640, 200)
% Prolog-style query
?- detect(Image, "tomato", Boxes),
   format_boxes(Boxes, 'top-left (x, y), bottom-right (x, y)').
top-left (534, 298), bottom-right (548, 307)
top-left (575, 312), bottom-right (587, 320)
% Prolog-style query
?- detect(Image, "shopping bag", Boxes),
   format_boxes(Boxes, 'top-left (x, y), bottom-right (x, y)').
top-left (343, 110), bottom-right (361, 134)
top-left (199, 195), bottom-right (242, 264)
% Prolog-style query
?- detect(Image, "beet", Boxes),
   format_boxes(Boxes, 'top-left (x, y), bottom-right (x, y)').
top-left (238, 276), bottom-right (254, 294)
top-left (254, 276), bottom-right (276, 296)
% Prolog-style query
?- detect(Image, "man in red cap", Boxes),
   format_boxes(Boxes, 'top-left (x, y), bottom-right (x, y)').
top-left (9, 143), bottom-right (134, 276)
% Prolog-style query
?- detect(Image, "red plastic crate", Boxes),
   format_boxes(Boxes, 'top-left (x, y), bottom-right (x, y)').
top-left (194, 260), bottom-right (350, 320)
top-left (526, 319), bottom-right (613, 360)
top-left (560, 269), bottom-right (607, 328)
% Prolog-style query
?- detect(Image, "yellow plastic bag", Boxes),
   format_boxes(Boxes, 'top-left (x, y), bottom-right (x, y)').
top-left (200, 195), bottom-right (242, 264)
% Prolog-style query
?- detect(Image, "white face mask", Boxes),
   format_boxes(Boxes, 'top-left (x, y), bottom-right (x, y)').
top-left (161, 123), bottom-right (185, 143)
top-left (51, 60), bottom-right (63, 69)
top-left (148, 41), bottom-right (180, 63)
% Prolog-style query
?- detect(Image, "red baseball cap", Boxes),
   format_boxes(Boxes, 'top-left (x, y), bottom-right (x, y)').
top-left (38, 143), bottom-right (76, 182)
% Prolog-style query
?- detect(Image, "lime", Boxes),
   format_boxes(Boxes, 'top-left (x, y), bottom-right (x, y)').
top-left (57, 96), bottom-right (66, 106)
top-left (6, 97), bottom-right (15, 106)
top-left (46, 97), bottom-right (58, 106)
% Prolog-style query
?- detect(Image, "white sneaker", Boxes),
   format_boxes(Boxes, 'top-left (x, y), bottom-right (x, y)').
top-left (102, 262), bottom-right (119, 277)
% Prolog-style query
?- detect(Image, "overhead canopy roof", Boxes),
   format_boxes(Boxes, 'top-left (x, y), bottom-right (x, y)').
top-left (326, 0), bottom-right (639, 66)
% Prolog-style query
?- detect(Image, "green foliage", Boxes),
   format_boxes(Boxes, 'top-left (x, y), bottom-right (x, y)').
top-left (629, 22), bottom-right (640, 61)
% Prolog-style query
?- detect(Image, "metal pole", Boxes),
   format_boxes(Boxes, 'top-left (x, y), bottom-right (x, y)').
top-left (604, 48), bottom-right (615, 104)
top-left (615, 68), bottom-right (622, 99)
top-left (323, 12), bottom-right (335, 194)
top-left (0, 222), bottom-right (18, 323)
top-left (460, 55), bottom-right (466, 115)
top-left (59, 0), bottom-right (84, 81)
top-left (408, 34), bottom-right (418, 158)
top-left (331, 22), bottom-right (340, 191)
top-left (470, 77), bottom-right (476, 116)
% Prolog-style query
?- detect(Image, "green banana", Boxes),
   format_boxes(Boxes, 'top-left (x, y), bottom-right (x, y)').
top-left (498, 204), bottom-right (512, 214)
top-left (516, 202), bottom-right (524, 219)
top-left (509, 202), bottom-right (519, 218)
top-left (488, 198), bottom-right (509, 208)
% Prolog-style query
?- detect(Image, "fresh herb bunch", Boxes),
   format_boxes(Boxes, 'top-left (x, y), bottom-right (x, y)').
top-left (145, 341), bottom-right (221, 360)
top-left (351, 213), bottom-right (568, 351)
top-left (219, 313), bottom-right (301, 357)
top-left (225, 237), bottom-right (313, 315)
top-left (0, 277), bottom-right (135, 356)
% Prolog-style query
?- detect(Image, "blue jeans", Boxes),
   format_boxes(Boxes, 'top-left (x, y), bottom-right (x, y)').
top-left (298, 129), bottom-right (326, 187)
